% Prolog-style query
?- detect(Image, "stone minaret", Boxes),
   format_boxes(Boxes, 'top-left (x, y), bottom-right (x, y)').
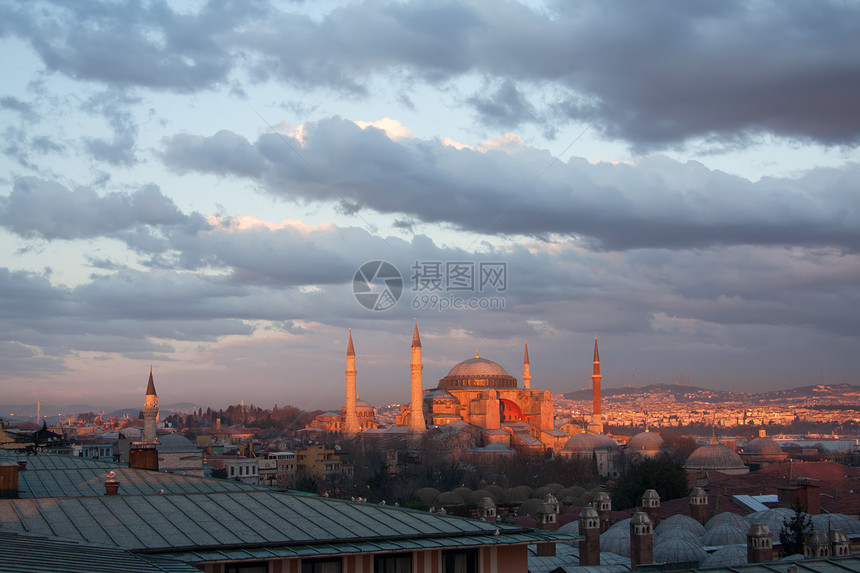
top-left (747, 523), bottom-right (773, 563)
top-left (579, 505), bottom-right (601, 566)
top-left (630, 511), bottom-right (654, 571)
top-left (344, 330), bottom-right (360, 436)
top-left (408, 320), bottom-right (426, 435)
top-left (143, 367), bottom-right (159, 443)
top-left (523, 340), bottom-right (531, 389)
top-left (591, 335), bottom-right (603, 434)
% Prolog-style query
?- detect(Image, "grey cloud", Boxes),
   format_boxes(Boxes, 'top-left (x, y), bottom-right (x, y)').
top-left (7, 1), bottom-right (859, 148)
top-left (0, 177), bottom-right (193, 240)
top-left (0, 96), bottom-right (33, 115)
top-left (161, 120), bottom-right (860, 252)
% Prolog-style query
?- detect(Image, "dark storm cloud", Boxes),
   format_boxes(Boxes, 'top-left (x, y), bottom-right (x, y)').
top-left (0, 177), bottom-right (193, 240)
top-left (162, 119), bottom-right (860, 251)
top-left (6, 1), bottom-right (860, 148)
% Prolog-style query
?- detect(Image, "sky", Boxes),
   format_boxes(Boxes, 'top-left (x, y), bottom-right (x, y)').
top-left (1, 0), bottom-right (860, 413)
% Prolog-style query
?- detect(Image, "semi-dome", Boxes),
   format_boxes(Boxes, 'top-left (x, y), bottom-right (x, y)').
top-left (743, 437), bottom-right (785, 455)
top-left (685, 443), bottom-right (747, 472)
top-left (439, 356), bottom-right (517, 389)
top-left (563, 432), bottom-right (619, 453)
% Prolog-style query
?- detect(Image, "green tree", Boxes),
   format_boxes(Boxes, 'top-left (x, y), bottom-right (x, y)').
top-left (779, 503), bottom-right (812, 557)
top-left (610, 456), bottom-right (688, 510)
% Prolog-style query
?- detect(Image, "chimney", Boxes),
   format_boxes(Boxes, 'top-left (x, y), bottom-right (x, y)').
top-left (0, 462), bottom-right (20, 499)
top-left (640, 489), bottom-right (660, 527)
top-left (128, 442), bottom-right (159, 471)
top-left (593, 491), bottom-right (612, 533)
top-left (535, 494), bottom-right (560, 556)
top-left (578, 505), bottom-right (601, 566)
top-left (104, 471), bottom-right (120, 495)
top-left (803, 530), bottom-right (830, 559)
top-left (830, 529), bottom-right (849, 557)
top-left (630, 511), bottom-right (653, 571)
top-left (689, 486), bottom-right (708, 525)
top-left (746, 523), bottom-right (773, 563)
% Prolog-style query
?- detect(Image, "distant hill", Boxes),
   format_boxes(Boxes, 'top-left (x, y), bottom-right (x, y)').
top-left (563, 383), bottom-right (860, 405)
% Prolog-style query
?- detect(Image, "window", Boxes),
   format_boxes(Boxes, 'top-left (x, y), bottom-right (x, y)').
top-left (442, 549), bottom-right (477, 573)
top-left (374, 554), bottom-right (411, 573)
top-left (301, 557), bottom-right (341, 573)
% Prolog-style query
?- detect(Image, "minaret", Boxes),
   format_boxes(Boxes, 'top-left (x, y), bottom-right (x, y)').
top-left (143, 367), bottom-right (159, 443)
top-left (590, 335), bottom-right (603, 434)
top-left (344, 330), bottom-right (360, 436)
top-left (408, 320), bottom-right (426, 435)
top-left (523, 340), bottom-right (531, 389)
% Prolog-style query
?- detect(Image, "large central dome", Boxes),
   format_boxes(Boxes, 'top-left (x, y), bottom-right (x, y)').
top-left (439, 357), bottom-right (517, 389)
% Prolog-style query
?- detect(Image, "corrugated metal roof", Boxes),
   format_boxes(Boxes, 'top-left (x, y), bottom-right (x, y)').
top-left (1, 485), bottom-right (577, 553)
top-left (3, 452), bottom-right (268, 498)
top-left (0, 531), bottom-right (199, 573)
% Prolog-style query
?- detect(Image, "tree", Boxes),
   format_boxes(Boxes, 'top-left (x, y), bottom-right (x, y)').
top-left (610, 456), bottom-right (688, 510)
top-left (779, 503), bottom-right (812, 557)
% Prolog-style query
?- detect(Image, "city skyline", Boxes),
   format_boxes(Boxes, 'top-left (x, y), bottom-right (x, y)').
top-left (1, 1), bottom-right (860, 409)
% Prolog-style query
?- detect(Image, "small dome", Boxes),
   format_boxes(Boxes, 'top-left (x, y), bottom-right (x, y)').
top-left (558, 520), bottom-right (580, 537)
top-left (653, 538), bottom-right (707, 565)
top-left (685, 444), bottom-right (746, 471)
top-left (656, 528), bottom-right (702, 545)
top-left (655, 514), bottom-right (706, 538)
top-left (563, 432), bottom-right (619, 453)
top-left (627, 431), bottom-right (665, 451)
top-left (743, 437), bottom-right (785, 455)
top-left (600, 526), bottom-right (630, 557)
top-left (702, 524), bottom-right (746, 546)
top-left (745, 508), bottom-right (799, 538)
top-left (811, 514), bottom-right (860, 534)
top-left (706, 512), bottom-right (749, 532)
top-left (701, 544), bottom-right (747, 568)
top-left (424, 388), bottom-right (457, 401)
top-left (446, 357), bottom-right (510, 378)
top-left (609, 517), bottom-right (631, 531)
top-left (155, 434), bottom-right (198, 453)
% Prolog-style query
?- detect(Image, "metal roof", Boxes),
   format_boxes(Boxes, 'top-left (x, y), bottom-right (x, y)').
top-left (637, 554), bottom-right (860, 572)
top-left (0, 531), bottom-right (199, 573)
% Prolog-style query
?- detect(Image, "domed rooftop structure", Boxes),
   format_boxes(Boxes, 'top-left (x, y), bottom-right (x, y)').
top-left (653, 538), bottom-right (707, 565)
top-left (656, 528), bottom-right (702, 546)
top-left (563, 432), bottom-right (619, 453)
top-left (743, 436), bottom-right (785, 455)
top-left (685, 443), bottom-right (748, 474)
top-left (705, 512), bottom-right (750, 532)
top-left (155, 434), bottom-right (198, 453)
top-left (655, 514), bottom-right (706, 538)
top-left (627, 430), bottom-right (665, 452)
top-left (439, 355), bottom-right (517, 389)
top-left (702, 524), bottom-right (746, 546)
top-left (811, 513), bottom-right (860, 534)
top-left (701, 544), bottom-right (747, 568)
top-left (600, 526), bottom-right (630, 557)
top-left (744, 508), bottom-right (799, 538)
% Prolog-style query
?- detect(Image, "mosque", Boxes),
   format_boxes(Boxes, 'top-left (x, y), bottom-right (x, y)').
top-left (306, 322), bottom-right (615, 461)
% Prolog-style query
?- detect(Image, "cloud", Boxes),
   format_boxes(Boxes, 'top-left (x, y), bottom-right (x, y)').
top-left (6, 1), bottom-right (859, 148)
top-left (0, 177), bottom-right (193, 240)
top-left (161, 119), bottom-right (860, 251)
